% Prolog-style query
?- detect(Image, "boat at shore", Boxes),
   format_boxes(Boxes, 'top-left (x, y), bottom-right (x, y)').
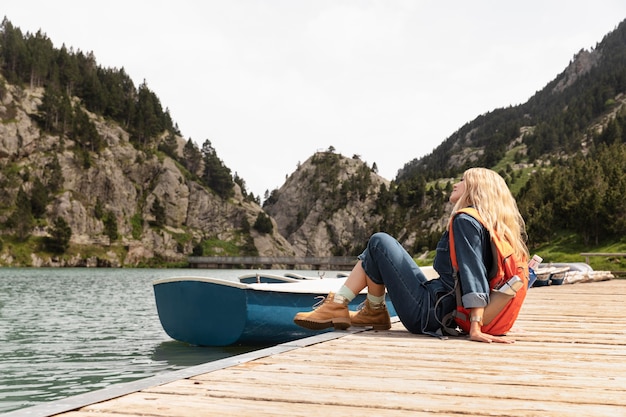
top-left (152, 272), bottom-right (400, 347)
top-left (153, 265), bottom-right (610, 347)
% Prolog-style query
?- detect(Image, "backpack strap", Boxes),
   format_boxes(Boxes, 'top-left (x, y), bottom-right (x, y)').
top-left (449, 207), bottom-right (482, 268)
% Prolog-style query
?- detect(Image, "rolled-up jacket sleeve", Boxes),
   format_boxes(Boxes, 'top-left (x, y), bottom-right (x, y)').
top-left (452, 213), bottom-right (492, 309)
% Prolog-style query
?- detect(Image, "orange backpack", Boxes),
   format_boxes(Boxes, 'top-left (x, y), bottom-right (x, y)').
top-left (447, 207), bottom-right (529, 336)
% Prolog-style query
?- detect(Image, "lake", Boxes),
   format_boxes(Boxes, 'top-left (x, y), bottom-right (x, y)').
top-left (0, 267), bottom-right (294, 414)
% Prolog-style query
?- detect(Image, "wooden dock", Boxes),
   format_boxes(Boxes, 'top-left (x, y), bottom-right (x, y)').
top-left (9, 279), bottom-right (626, 417)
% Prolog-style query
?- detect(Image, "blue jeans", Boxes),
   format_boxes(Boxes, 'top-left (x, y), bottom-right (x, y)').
top-left (358, 232), bottom-right (453, 335)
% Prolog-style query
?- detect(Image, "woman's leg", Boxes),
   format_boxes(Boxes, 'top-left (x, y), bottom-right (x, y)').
top-left (359, 232), bottom-right (431, 333)
top-left (345, 260), bottom-right (392, 329)
top-left (294, 232), bottom-right (430, 333)
top-left (292, 262), bottom-right (364, 330)
top-left (342, 260), bottom-right (384, 297)
top-left (293, 259), bottom-right (384, 331)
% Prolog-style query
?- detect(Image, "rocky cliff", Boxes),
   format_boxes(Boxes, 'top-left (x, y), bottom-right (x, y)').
top-left (264, 151), bottom-right (390, 257)
top-left (0, 78), bottom-right (295, 266)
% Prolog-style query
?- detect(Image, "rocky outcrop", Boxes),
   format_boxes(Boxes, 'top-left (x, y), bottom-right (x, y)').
top-left (552, 48), bottom-right (601, 94)
top-left (0, 79), bottom-right (435, 268)
top-left (0, 78), bottom-right (295, 266)
top-left (265, 152), bottom-right (389, 257)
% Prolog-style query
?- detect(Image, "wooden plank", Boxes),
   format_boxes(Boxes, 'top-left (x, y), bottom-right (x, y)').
top-left (58, 393), bottom-right (430, 416)
top-left (161, 366), bottom-right (624, 405)
top-left (50, 279), bottom-right (626, 417)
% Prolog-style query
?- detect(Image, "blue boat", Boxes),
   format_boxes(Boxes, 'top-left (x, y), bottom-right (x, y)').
top-left (152, 274), bottom-right (398, 347)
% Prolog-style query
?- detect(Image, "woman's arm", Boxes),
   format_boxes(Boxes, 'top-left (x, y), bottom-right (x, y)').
top-left (453, 215), bottom-right (516, 343)
top-left (452, 215), bottom-right (490, 308)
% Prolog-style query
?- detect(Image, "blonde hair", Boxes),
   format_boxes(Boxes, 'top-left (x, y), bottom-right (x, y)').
top-left (450, 168), bottom-right (529, 260)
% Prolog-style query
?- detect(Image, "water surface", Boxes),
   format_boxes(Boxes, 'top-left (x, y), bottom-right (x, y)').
top-left (0, 268), bottom-right (271, 413)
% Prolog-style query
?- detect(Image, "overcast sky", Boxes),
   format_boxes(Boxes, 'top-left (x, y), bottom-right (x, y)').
top-left (4, 1), bottom-right (626, 198)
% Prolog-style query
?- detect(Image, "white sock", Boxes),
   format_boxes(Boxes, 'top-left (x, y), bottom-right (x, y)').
top-left (367, 293), bottom-right (385, 308)
top-left (335, 285), bottom-right (356, 303)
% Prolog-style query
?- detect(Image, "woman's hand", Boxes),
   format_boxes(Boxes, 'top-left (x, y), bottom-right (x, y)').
top-left (467, 307), bottom-right (514, 343)
top-left (469, 322), bottom-right (514, 343)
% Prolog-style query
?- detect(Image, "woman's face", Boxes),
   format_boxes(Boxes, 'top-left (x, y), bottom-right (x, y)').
top-left (449, 177), bottom-right (466, 204)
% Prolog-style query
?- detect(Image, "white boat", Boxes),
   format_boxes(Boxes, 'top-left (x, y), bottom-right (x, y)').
top-left (152, 275), bottom-right (391, 346)
top-left (152, 266), bottom-right (438, 346)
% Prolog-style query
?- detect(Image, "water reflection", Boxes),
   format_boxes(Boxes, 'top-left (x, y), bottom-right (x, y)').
top-left (151, 340), bottom-right (268, 367)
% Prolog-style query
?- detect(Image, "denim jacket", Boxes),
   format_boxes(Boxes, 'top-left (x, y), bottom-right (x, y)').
top-left (433, 213), bottom-right (492, 309)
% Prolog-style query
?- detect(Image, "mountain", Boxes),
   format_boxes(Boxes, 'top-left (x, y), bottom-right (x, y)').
top-left (265, 18), bottom-right (626, 256)
top-left (3, 17), bottom-right (626, 267)
top-left (391, 18), bottom-right (626, 249)
top-left (0, 71), bottom-right (295, 266)
top-left (399, 20), bottom-right (626, 181)
top-left (264, 150), bottom-right (389, 257)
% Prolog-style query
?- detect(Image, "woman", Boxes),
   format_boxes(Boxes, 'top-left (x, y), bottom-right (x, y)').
top-left (293, 167), bottom-right (529, 343)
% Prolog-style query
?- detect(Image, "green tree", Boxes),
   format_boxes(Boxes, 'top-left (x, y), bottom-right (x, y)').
top-left (103, 211), bottom-right (119, 242)
top-left (76, 51), bottom-right (104, 114)
top-left (94, 198), bottom-right (104, 220)
top-left (71, 105), bottom-right (103, 153)
top-left (567, 159), bottom-right (607, 245)
top-left (46, 217), bottom-right (72, 253)
top-left (597, 118), bottom-right (622, 146)
top-left (131, 81), bottom-right (165, 147)
top-left (38, 86), bottom-right (72, 135)
top-left (46, 155), bottom-right (64, 192)
top-left (57, 44), bottom-right (80, 96)
top-left (600, 145), bottom-right (626, 236)
top-left (9, 187), bottom-right (34, 241)
top-left (98, 67), bottom-right (134, 122)
top-left (201, 139), bottom-right (234, 199)
top-left (27, 29), bottom-right (53, 88)
top-left (183, 138), bottom-right (202, 176)
top-left (253, 212), bottom-right (273, 234)
top-left (0, 18), bottom-right (28, 84)
top-left (151, 196), bottom-right (166, 227)
top-left (241, 216), bottom-right (251, 233)
top-left (30, 177), bottom-right (48, 218)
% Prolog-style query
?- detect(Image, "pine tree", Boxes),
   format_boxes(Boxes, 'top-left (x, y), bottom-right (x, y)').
top-left (103, 211), bottom-right (119, 242)
top-left (253, 212), bottom-right (273, 234)
top-left (46, 217), bottom-right (72, 253)
top-left (183, 138), bottom-right (202, 176)
top-left (30, 177), bottom-right (49, 218)
top-left (9, 187), bottom-right (34, 241)
top-left (151, 197), bottom-right (166, 227)
top-left (201, 139), bottom-right (234, 199)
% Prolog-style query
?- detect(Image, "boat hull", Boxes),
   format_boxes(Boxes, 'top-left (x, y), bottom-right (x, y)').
top-left (153, 276), bottom-right (397, 346)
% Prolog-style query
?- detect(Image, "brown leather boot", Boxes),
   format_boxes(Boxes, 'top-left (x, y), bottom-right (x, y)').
top-left (293, 293), bottom-right (351, 330)
top-left (349, 299), bottom-right (391, 330)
